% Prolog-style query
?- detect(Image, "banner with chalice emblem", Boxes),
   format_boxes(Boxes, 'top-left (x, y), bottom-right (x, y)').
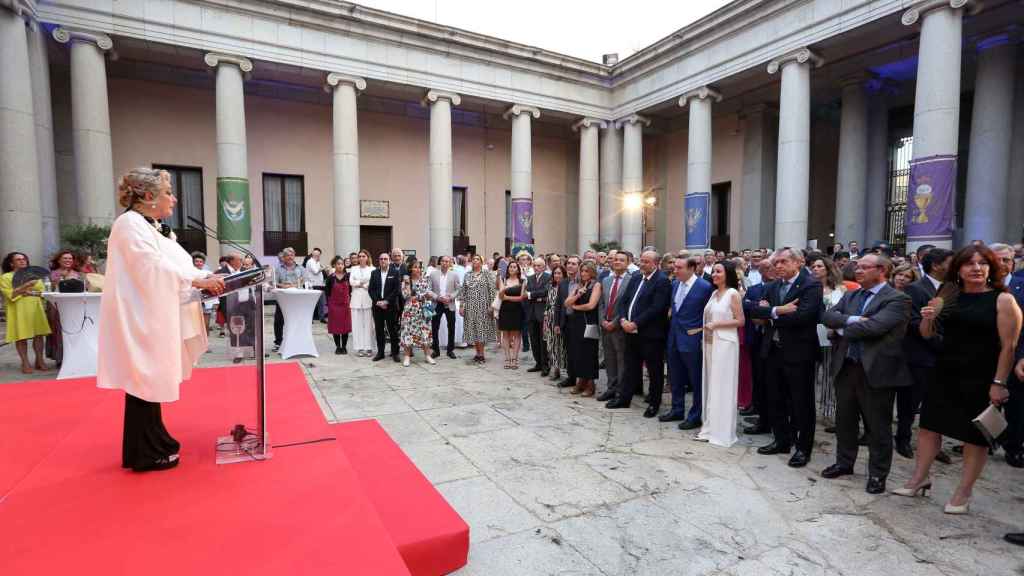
top-left (906, 155), bottom-right (956, 244)
top-left (217, 177), bottom-right (251, 243)
top-left (511, 198), bottom-right (534, 254)
top-left (684, 192), bottom-right (710, 249)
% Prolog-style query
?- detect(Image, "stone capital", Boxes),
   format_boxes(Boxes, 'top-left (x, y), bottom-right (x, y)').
top-left (614, 114), bottom-right (651, 129)
top-left (324, 72), bottom-right (366, 92)
top-left (677, 86), bottom-right (723, 108)
top-left (53, 27), bottom-right (113, 51)
top-left (571, 117), bottom-right (607, 132)
top-left (1, 0), bottom-right (37, 20)
top-left (901, 0), bottom-right (981, 26)
top-left (421, 90), bottom-right (461, 107)
top-left (204, 52), bottom-right (253, 72)
top-left (503, 104), bottom-right (541, 120)
top-left (767, 48), bottom-right (824, 74)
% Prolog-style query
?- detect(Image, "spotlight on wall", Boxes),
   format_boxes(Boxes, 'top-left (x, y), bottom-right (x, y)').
top-left (643, 195), bottom-right (658, 207)
top-left (623, 193), bottom-right (644, 211)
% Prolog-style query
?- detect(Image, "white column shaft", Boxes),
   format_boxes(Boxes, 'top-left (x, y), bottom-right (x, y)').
top-left (28, 23), bottom-right (59, 256)
top-left (685, 96), bottom-right (713, 249)
top-left (332, 82), bottom-right (360, 256)
top-left (509, 111), bottom-right (533, 247)
top-left (0, 10), bottom-right (43, 260)
top-left (599, 124), bottom-right (622, 243)
top-left (69, 38), bottom-right (115, 225)
top-left (621, 120), bottom-right (644, 255)
top-left (774, 61), bottom-right (812, 248)
top-left (834, 82), bottom-right (869, 246)
top-left (214, 64), bottom-right (248, 179)
top-left (864, 99), bottom-right (889, 245)
top-left (428, 98), bottom-right (454, 258)
top-left (577, 123), bottom-right (599, 253)
top-left (964, 41), bottom-right (1016, 244)
top-left (740, 108), bottom-right (777, 249)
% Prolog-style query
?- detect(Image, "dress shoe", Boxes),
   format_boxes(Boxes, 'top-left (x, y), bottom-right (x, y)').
top-left (895, 438), bottom-right (914, 459)
top-left (678, 419), bottom-right (702, 431)
top-left (527, 365), bottom-right (543, 373)
top-left (757, 442), bottom-right (791, 455)
top-left (738, 406), bottom-right (757, 417)
top-left (891, 478), bottom-right (932, 497)
top-left (820, 464), bottom-right (854, 479)
top-left (596, 390), bottom-right (617, 402)
top-left (865, 476), bottom-right (886, 495)
top-left (557, 378), bottom-right (576, 389)
top-left (392, 354), bottom-right (401, 363)
top-left (658, 411), bottom-right (686, 423)
top-left (431, 351), bottom-right (440, 359)
top-left (372, 354), bottom-right (385, 362)
top-left (743, 424), bottom-right (771, 435)
top-left (447, 351), bottom-right (457, 360)
top-left (605, 399), bottom-right (631, 409)
top-left (643, 405), bottom-right (660, 418)
top-left (335, 346), bottom-right (343, 355)
top-left (787, 450), bottom-right (809, 468)
top-left (943, 501), bottom-right (970, 515)
top-left (857, 433), bottom-right (869, 446)
top-left (935, 450), bottom-right (953, 464)
top-left (1004, 533), bottom-right (1024, 547)
top-left (1007, 451), bottom-right (1024, 468)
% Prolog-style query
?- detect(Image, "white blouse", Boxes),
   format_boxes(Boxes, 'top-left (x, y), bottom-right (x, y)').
top-left (349, 265), bottom-right (374, 309)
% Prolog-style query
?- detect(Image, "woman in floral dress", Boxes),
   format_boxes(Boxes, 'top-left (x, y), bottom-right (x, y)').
top-left (400, 260), bottom-right (435, 367)
top-left (543, 264), bottom-right (567, 382)
top-left (458, 254), bottom-right (497, 364)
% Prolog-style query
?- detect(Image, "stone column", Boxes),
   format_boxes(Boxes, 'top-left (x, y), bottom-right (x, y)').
top-left (424, 90), bottom-right (461, 258)
top-left (963, 35), bottom-right (1016, 244)
top-left (768, 48), bottom-right (823, 249)
top-left (618, 114), bottom-right (650, 255)
top-left (573, 117), bottom-right (604, 253)
top-left (740, 105), bottom-right (778, 249)
top-left (901, 0), bottom-right (976, 250)
top-left (27, 21), bottom-right (59, 255)
top-left (0, 4), bottom-right (43, 260)
top-left (326, 73), bottom-right (365, 257)
top-left (54, 27), bottom-right (115, 227)
top-left (204, 53), bottom-right (253, 250)
top-left (834, 75), bottom-right (870, 247)
top-left (1009, 46), bottom-right (1024, 240)
top-left (679, 86), bottom-right (721, 250)
top-left (504, 104), bottom-right (540, 252)
top-left (599, 123), bottom-right (623, 244)
top-left (864, 96), bottom-right (890, 246)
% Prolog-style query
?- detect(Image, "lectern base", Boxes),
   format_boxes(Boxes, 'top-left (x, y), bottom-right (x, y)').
top-left (216, 434), bottom-right (272, 465)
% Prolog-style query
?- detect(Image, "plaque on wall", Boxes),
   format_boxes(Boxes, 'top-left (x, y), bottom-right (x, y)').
top-left (360, 200), bottom-right (390, 218)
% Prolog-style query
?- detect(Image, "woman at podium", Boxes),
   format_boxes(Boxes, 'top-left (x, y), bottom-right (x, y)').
top-left (97, 168), bottom-right (224, 472)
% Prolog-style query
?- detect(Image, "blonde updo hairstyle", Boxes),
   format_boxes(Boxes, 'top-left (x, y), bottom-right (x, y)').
top-left (117, 167), bottom-right (170, 209)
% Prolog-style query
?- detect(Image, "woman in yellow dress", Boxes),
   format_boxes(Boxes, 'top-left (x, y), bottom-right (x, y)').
top-left (1, 252), bottom-right (52, 374)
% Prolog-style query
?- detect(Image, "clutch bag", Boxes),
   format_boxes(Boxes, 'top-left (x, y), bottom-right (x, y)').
top-left (584, 324), bottom-right (601, 340)
top-left (972, 404), bottom-right (1007, 447)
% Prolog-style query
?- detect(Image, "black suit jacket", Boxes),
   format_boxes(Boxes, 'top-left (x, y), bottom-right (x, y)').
top-left (524, 271), bottom-right (551, 323)
top-left (903, 276), bottom-right (942, 367)
top-left (742, 281), bottom-right (770, 351)
top-left (616, 270), bottom-right (671, 340)
top-left (749, 268), bottom-right (823, 364)
top-left (369, 267), bottom-right (401, 309)
top-left (554, 280), bottom-right (572, 330)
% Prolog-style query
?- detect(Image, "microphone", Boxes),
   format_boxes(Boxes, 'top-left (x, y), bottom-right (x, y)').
top-left (186, 216), bottom-right (261, 266)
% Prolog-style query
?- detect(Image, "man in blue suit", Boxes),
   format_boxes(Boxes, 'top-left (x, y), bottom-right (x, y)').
top-left (993, 244), bottom-right (1024, 468)
top-left (741, 259), bottom-right (775, 431)
top-left (660, 254), bottom-right (714, 428)
top-left (608, 250), bottom-right (672, 417)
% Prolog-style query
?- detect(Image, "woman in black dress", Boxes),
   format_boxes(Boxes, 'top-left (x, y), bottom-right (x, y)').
top-left (498, 261), bottom-right (525, 369)
top-left (895, 245), bottom-right (1021, 514)
top-left (565, 260), bottom-right (603, 397)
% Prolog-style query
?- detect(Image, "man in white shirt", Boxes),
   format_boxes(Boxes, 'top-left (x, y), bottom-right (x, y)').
top-left (702, 249), bottom-right (716, 279)
top-left (428, 256), bottom-right (461, 359)
top-left (746, 250), bottom-right (764, 286)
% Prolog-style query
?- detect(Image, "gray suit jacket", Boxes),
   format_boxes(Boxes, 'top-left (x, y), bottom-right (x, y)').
top-left (427, 268), bottom-right (461, 308)
top-left (822, 283), bottom-right (912, 388)
top-left (598, 271), bottom-right (632, 330)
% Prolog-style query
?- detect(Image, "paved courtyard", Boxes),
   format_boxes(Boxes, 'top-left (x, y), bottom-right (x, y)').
top-left (3, 315), bottom-right (1023, 575)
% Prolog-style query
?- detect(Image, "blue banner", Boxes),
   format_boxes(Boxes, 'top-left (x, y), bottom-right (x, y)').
top-left (684, 192), bottom-right (710, 249)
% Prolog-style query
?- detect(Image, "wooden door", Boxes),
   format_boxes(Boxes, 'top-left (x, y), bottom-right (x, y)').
top-left (360, 226), bottom-right (393, 261)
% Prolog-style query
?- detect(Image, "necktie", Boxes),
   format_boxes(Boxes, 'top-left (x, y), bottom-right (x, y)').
top-left (606, 276), bottom-right (620, 321)
top-left (848, 291), bottom-right (870, 362)
top-left (780, 280), bottom-right (792, 301)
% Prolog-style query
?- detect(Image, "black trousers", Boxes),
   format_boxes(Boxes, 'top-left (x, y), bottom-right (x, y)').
top-left (1002, 369), bottom-right (1024, 453)
top-left (896, 363), bottom-right (931, 443)
top-left (749, 336), bottom-right (767, 414)
top-left (529, 315), bottom-right (548, 370)
top-left (834, 360), bottom-right (896, 478)
top-left (621, 334), bottom-right (665, 407)
top-left (431, 303), bottom-right (456, 354)
top-left (122, 393), bottom-right (179, 469)
top-left (765, 345), bottom-right (816, 453)
top-left (273, 302), bottom-right (284, 346)
top-left (373, 305), bottom-right (399, 357)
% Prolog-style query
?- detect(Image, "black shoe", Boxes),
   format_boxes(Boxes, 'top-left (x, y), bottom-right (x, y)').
top-left (866, 476), bottom-right (886, 494)
top-left (788, 450), bottom-right (809, 468)
top-left (738, 406), bottom-right (757, 417)
top-left (744, 425), bottom-right (771, 435)
top-left (935, 450), bottom-right (953, 464)
top-left (372, 354), bottom-right (385, 362)
top-left (1006, 451), bottom-right (1024, 468)
top-left (757, 442), bottom-right (791, 456)
top-left (557, 378), bottom-right (576, 389)
top-left (232, 357), bottom-right (243, 364)
top-left (447, 351), bottom-right (457, 360)
top-left (527, 365), bottom-right (543, 373)
top-left (596, 390), bottom-right (617, 402)
top-left (678, 419), bottom-right (702, 431)
top-left (133, 455), bottom-right (180, 472)
top-left (431, 351), bottom-right (440, 359)
top-left (540, 369), bottom-right (549, 377)
top-left (658, 411), bottom-right (686, 423)
top-left (858, 433), bottom-right (869, 446)
top-left (643, 405), bottom-right (660, 418)
top-left (606, 399), bottom-right (631, 409)
top-left (340, 348), bottom-right (347, 355)
top-left (392, 354), bottom-right (401, 363)
top-left (821, 463), bottom-right (854, 479)
top-left (895, 438), bottom-right (914, 459)
top-left (335, 346), bottom-right (343, 355)
top-left (1004, 533), bottom-right (1024, 547)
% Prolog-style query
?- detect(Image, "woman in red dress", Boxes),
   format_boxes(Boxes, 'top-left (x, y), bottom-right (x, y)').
top-left (325, 256), bottom-right (352, 354)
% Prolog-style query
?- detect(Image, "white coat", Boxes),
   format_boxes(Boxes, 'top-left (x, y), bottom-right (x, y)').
top-left (97, 210), bottom-right (210, 402)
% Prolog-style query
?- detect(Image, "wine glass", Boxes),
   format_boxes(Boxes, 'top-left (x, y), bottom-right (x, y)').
top-left (229, 315), bottom-right (246, 349)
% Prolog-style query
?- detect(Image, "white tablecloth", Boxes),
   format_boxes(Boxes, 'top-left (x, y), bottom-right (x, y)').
top-left (43, 292), bottom-right (102, 380)
top-left (273, 288), bottom-right (320, 359)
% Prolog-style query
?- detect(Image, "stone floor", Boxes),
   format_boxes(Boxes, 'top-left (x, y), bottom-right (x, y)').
top-left (3, 315), bottom-right (1024, 575)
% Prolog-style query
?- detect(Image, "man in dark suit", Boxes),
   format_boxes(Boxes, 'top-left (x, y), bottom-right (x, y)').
top-left (608, 250), bottom-right (672, 417)
top-left (553, 256), bottom-right (580, 387)
top-left (741, 259), bottom-right (775, 428)
top-left (661, 255), bottom-right (714, 427)
top-left (897, 247), bottom-right (953, 461)
top-left (992, 244), bottom-right (1024, 468)
top-left (748, 247), bottom-right (823, 467)
top-left (370, 252), bottom-right (401, 362)
top-left (524, 256), bottom-right (551, 374)
top-left (597, 252), bottom-right (631, 402)
top-left (821, 254), bottom-right (911, 493)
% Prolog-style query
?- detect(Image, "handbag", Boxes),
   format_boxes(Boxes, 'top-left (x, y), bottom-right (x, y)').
top-left (491, 294), bottom-right (502, 312)
top-left (972, 404), bottom-right (1008, 447)
top-left (584, 323), bottom-right (600, 340)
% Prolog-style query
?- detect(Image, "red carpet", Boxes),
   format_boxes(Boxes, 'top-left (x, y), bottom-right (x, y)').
top-left (0, 363), bottom-right (467, 575)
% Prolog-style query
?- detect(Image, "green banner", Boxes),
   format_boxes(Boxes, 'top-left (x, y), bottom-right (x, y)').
top-left (217, 177), bottom-right (251, 243)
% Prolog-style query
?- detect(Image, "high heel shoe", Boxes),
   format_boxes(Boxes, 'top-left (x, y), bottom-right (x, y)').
top-left (944, 497), bottom-right (970, 515)
top-left (425, 355), bottom-right (436, 365)
top-left (891, 479), bottom-right (932, 497)
top-left (403, 356), bottom-right (411, 367)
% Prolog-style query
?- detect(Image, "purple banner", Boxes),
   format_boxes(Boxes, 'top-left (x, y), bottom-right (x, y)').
top-left (511, 198), bottom-right (533, 247)
top-left (906, 154), bottom-right (956, 242)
